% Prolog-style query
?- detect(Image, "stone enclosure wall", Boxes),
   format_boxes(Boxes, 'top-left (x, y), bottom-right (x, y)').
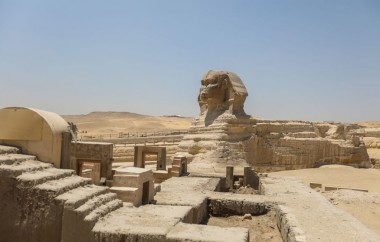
top-left (246, 120), bottom-right (370, 172)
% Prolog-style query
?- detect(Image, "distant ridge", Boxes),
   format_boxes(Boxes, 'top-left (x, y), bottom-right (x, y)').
top-left (62, 111), bottom-right (192, 136)
top-left (62, 111), bottom-right (147, 119)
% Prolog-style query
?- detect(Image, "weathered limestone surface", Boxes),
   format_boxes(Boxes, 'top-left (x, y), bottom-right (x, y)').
top-left (93, 205), bottom-right (193, 242)
top-left (110, 166), bottom-right (155, 206)
top-left (70, 141), bottom-right (113, 181)
top-left (166, 222), bottom-right (249, 242)
top-left (260, 175), bottom-right (380, 242)
top-left (356, 127), bottom-right (380, 149)
top-left (96, 174), bottom-right (380, 242)
top-left (93, 177), bottom-right (252, 242)
top-left (0, 145), bottom-right (122, 242)
top-left (154, 177), bottom-right (218, 224)
top-left (1, 144), bottom-right (378, 242)
top-left (176, 70), bottom-right (371, 173)
top-left (248, 120), bottom-right (370, 171)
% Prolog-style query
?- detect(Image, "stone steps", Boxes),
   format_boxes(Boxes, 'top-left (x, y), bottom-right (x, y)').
top-left (76, 193), bottom-right (119, 217)
top-left (60, 186), bottom-right (122, 242)
top-left (57, 184), bottom-right (110, 209)
top-left (171, 170), bottom-right (180, 177)
top-left (0, 145), bottom-right (125, 242)
top-left (0, 159), bottom-right (53, 176)
top-left (172, 165), bottom-right (181, 170)
top-left (84, 199), bottom-right (123, 223)
top-left (0, 153), bottom-right (37, 165)
top-left (36, 175), bottom-right (92, 196)
top-left (0, 145), bottom-right (20, 155)
top-left (17, 168), bottom-right (75, 187)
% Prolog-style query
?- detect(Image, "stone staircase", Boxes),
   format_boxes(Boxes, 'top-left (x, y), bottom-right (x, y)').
top-left (0, 145), bottom-right (122, 242)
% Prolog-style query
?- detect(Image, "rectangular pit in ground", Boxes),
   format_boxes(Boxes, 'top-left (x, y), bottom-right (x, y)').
top-left (204, 198), bottom-right (282, 242)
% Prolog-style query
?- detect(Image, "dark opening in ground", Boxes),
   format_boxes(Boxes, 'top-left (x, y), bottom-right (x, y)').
top-left (204, 210), bottom-right (282, 242)
top-left (202, 197), bottom-right (282, 242)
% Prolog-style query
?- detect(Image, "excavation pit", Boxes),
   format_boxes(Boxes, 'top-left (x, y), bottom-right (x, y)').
top-left (205, 211), bottom-right (282, 242)
top-left (202, 198), bottom-right (281, 242)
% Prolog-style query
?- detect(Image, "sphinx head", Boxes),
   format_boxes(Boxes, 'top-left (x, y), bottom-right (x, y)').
top-left (198, 70), bottom-right (248, 116)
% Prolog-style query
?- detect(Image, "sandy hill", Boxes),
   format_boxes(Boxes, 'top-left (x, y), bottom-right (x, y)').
top-left (357, 121), bottom-right (380, 128)
top-left (62, 111), bottom-right (193, 136)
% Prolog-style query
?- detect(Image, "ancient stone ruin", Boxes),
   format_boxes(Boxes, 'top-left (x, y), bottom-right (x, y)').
top-left (176, 70), bottom-right (371, 174)
top-left (0, 71), bottom-right (378, 242)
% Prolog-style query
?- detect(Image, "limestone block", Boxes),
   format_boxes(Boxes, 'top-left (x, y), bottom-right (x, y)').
top-left (110, 186), bottom-right (140, 205)
top-left (309, 183), bottom-right (322, 189)
top-left (153, 170), bottom-right (171, 182)
top-left (113, 174), bottom-right (140, 187)
top-left (225, 166), bottom-right (234, 191)
top-left (324, 186), bottom-right (338, 191)
top-left (166, 222), bottom-right (249, 242)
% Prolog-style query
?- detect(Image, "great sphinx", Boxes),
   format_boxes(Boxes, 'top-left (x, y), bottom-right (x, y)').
top-left (176, 70), bottom-right (370, 175)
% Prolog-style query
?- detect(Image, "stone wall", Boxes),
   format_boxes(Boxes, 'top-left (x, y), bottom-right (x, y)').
top-left (246, 120), bottom-right (370, 172)
top-left (70, 141), bottom-right (113, 180)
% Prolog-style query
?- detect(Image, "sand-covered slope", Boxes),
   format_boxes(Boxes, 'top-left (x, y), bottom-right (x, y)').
top-left (62, 112), bottom-right (192, 137)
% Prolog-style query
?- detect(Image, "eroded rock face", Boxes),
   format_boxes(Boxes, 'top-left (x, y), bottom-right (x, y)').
top-left (176, 70), bottom-right (371, 174)
top-left (247, 120), bottom-right (370, 172)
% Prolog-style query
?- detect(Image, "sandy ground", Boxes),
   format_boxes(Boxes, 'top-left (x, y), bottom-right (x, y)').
top-left (62, 111), bottom-right (192, 137)
top-left (206, 211), bottom-right (282, 242)
top-left (272, 165), bottom-right (380, 193)
top-left (273, 165), bottom-right (380, 235)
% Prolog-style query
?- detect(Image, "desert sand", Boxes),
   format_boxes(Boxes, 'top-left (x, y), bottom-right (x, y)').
top-left (62, 112), bottom-right (192, 138)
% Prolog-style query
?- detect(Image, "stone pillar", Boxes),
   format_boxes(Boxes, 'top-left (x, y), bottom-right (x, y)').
top-left (182, 157), bottom-right (187, 174)
top-left (60, 132), bottom-right (72, 169)
top-left (226, 166), bottom-right (234, 191)
top-left (244, 166), bottom-right (260, 189)
top-left (156, 148), bottom-right (166, 170)
top-left (134, 146), bottom-right (144, 168)
top-left (244, 166), bottom-right (251, 187)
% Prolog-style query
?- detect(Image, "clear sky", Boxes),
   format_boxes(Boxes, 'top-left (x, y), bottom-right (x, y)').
top-left (1, 0), bottom-right (379, 122)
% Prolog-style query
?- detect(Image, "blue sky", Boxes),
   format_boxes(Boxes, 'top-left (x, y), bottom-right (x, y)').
top-left (1, 1), bottom-right (379, 122)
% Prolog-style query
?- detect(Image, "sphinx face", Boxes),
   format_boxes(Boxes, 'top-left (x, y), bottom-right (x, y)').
top-left (199, 75), bottom-right (226, 105)
top-left (198, 70), bottom-right (248, 118)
